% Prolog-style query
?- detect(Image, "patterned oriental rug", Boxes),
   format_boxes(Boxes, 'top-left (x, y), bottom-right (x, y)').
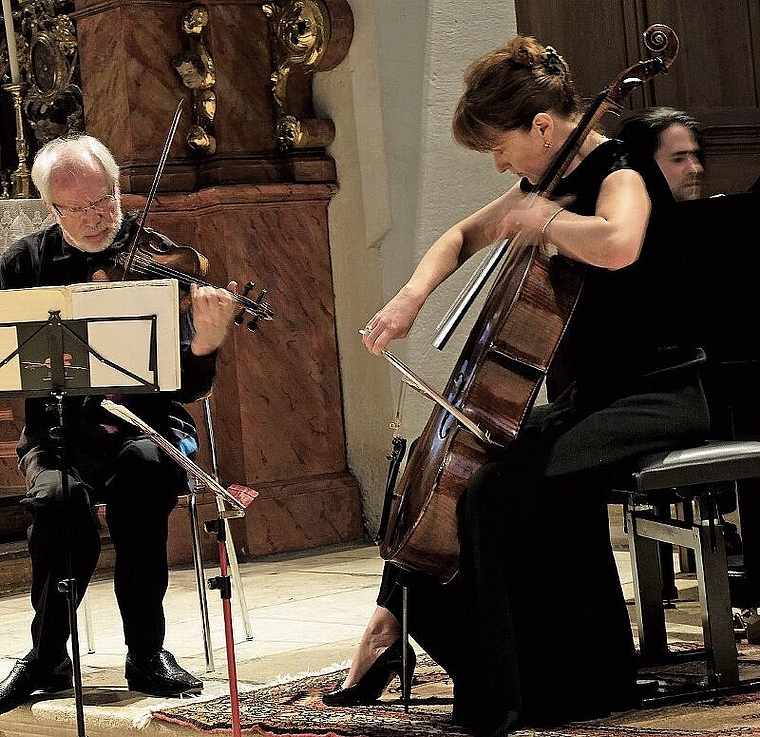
top-left (152, 651), bottom-right (760, 737)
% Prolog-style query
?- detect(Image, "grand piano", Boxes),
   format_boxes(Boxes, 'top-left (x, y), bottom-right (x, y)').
top-left (668, 188), bottom-right (760, 610)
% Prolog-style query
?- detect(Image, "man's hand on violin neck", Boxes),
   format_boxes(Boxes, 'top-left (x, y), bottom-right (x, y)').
top-left (189, 281), bottom-right (240, 356)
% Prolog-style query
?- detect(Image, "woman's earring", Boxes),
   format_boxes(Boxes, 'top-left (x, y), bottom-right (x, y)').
top-left (543, 140), bottom-right (552, 148)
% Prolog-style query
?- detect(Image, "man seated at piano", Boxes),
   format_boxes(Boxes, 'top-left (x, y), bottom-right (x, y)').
top-left (616, 107), bottom-right (703, 202)
top-left (620, 107), bottom-right (760, 618)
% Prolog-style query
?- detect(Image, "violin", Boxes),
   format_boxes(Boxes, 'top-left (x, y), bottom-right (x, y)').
top-left (89, 227), bottom-right (274, 331)
top-left (93, 100), bottom-right (274, 332)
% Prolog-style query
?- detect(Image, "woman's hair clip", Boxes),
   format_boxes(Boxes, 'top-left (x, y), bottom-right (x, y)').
top-left (541, 46), bottom-right (567, 77)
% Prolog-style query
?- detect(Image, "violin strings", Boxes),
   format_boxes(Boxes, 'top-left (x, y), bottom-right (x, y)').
top-left (127, 255), bottom-right (213, 288)
top-left (126, 256), bottom-right (247, 305)
top-left (120, 254), bottom-right (272, 318)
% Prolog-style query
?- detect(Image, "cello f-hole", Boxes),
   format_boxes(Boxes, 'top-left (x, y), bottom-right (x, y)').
top-left (439, 372), bottom-right (465, 439)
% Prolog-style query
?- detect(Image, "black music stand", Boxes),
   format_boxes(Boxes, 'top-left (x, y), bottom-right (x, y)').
top-left (0, 283), bottom-right (178, 737)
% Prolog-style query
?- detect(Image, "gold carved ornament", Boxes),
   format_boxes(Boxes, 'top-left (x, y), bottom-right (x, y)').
top-left (171, 4), bottom-right (216, 156)
top-left (262, 0), bottom-right (335, 151)
top-left (2, 1), bottom-right (83, 196)
top-left (22, 2), bottom-right (83, 145)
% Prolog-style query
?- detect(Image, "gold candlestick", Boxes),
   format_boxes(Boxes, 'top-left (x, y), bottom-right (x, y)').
top-left (2, 82), bottom-right (31, 198)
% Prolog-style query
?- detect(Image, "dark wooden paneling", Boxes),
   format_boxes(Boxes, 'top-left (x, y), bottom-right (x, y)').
top-left (644, 1), bottom-right (759, 113)
top-left (514, 0), bottom-right (631, 106)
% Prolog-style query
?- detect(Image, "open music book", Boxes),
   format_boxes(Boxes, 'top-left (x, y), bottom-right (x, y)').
top-left (0, 279), bottom-right (181, 395)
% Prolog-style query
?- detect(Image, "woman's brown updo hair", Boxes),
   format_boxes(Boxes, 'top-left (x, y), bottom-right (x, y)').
top-left (452, 35), bottom-right (582, 152)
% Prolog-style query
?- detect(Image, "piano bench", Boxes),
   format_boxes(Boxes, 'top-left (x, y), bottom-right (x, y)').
top-left (625, 439), bottom-right (760, 701)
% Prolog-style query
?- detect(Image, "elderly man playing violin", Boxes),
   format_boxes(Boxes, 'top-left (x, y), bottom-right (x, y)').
top-left (0, 135), bottom-right (239, 712)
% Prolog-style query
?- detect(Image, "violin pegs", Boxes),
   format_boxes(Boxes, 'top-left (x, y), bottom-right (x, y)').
top-left (255, 288), bottom-right (267, 304)
top-left (234, 308), bottom-right (246, 325)
top-left (247, 318), bottom-right (259, 333)
top-left (242, 280), bottom-right (255, 298)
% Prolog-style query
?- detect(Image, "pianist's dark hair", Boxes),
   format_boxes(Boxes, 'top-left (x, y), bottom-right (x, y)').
top-left (616, 107), bottom-right (703, 164)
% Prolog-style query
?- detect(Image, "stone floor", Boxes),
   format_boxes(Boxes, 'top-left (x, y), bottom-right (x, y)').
top-left (0, 508), bottom-right (707, 736)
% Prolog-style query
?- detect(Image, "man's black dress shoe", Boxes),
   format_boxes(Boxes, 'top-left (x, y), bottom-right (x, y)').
top-left (125, 649), bottom-right (203, 697)
top-left (0, 656), bottom-right (73, 714)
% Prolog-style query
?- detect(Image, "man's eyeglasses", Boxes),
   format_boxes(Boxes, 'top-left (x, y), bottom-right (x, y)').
top-left (52, 193), bottom-right (117, 219)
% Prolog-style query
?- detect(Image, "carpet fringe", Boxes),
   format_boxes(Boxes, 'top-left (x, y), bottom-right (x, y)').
top-left (257, 659), bottom-right (352, 688)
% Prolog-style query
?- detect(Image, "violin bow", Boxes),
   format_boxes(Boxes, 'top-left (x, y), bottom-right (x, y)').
top-left (121, 100), bottom-right (185, 278)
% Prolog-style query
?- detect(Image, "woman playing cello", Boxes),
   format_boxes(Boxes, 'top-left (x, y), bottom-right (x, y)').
top-left (324, 35), bottom-right (709, 735)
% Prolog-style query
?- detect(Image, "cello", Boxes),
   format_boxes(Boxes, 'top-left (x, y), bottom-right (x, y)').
top-left (377, 25), bottom-right (680, 584)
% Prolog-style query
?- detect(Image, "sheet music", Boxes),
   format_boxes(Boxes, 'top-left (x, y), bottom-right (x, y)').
top-left (0, 279), bottom-right (180, 393)
top-left (69, 280), bottom-right (180, 390)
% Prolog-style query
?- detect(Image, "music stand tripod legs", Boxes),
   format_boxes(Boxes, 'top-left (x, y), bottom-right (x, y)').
top-left (51, 392), bottom-right (88, 737)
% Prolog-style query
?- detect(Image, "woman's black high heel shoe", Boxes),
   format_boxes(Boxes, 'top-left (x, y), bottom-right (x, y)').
top-left (323, 639), bottom-right (416, 706)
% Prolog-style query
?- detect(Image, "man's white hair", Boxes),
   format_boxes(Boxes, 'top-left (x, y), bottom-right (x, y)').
top-left (31, 135), bottom-right (120, 203)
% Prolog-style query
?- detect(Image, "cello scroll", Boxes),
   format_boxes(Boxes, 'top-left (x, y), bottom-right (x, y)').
top-left (605, 24), bottom-right (679, 111)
